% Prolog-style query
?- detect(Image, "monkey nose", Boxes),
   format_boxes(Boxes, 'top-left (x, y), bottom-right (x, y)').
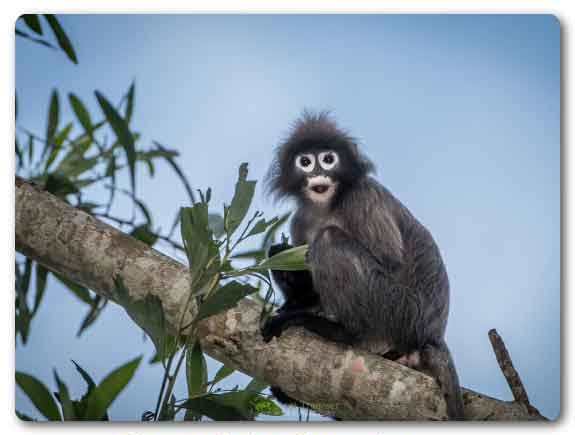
top-left (311, 185), bottom-right (329, 194)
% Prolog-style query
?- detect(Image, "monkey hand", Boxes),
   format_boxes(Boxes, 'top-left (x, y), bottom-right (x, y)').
top-left (261, 315), bottom-right (288, 343)
top-left (268, 242), bottom-right (293, 258)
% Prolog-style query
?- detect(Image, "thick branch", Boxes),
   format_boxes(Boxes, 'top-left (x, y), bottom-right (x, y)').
top-left (15, 178), bottom-right (545, 420)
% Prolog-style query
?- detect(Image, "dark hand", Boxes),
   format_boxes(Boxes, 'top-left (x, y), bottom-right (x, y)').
top-left (261, 315), bottom-right (287, 343)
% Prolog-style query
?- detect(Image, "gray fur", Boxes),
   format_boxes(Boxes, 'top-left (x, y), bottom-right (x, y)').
top-left (263, 112), bottom-right (464, 420)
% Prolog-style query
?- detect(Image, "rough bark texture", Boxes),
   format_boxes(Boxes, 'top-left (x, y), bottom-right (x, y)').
top-left (15, 178), bottom-right (546, 421)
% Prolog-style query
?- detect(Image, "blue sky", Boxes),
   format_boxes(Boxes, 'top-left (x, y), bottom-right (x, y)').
top-left (15, 14), bottom-right (560, 420)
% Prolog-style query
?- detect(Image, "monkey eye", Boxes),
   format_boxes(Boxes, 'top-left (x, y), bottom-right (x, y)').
top-left (318, 151), bottom-right (339, 170)
top-left (295, 154), bottom-right (315, 173)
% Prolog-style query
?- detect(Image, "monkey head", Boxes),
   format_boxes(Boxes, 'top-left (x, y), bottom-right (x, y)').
top-left (266, 111), bottom-right (375, 205)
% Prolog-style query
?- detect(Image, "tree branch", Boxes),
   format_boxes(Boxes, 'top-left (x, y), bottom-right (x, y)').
top-left (15, 177), bottom-right (546, 420)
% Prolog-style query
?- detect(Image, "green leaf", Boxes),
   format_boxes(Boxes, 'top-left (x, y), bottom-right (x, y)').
top-left (247, 217), bottom-right (279, 238)
top-left (16, 259), bottom-right (32, 343)
top-left (130, 224), bottom-right (158, 246)
top-left (44, 173), bottom-right (79, 197)
top-left (77, 295), bottom-right (107, 337)
top-left (245, 377), bottom-right (269, 394)
top-left (43, 89), bottom-right (59, 159)
top-left (43, 14), bottom-right (78, 64)
top-left (22, 14), bottom-right (43, 35)
top-left (32, 264), bottom-right (48, 315)
top-left (186, 341), bottom-right (207, 398)
top-left (68, 93), bottom-right (93, 136)
top-left (53, 273), bottom-right (92, 304)
top-left (230, 249), bottom-right (265, 262)
top-left (211, 364), bottom-right (235, 385)
top-left (53, 370), bottom-right (75, 420)
top-left (71, 360), bottom-right (96, 393)
top-left (84, 356), bottom-right (142, 420)
top-left (45, 122), bottom-right (73, 171)
top-left (15, 410), bottom-right (36, 421)
top-left (251, 396), bottom-right (283, 416)
top-left (180, 205), bottom-right (220, 289)
top-left (15, 137), bottom-right (23, 169)
top-left (95, 90), bottom-right (136, 194)
top-left (53, 130), bottom-right (94, 177)
top-left (225, 163), bottom-right (256, 236)
top-left (77, 202), bottom-right (100, 213)
top-left (15, 28), bottom-right (54, 49)
top-left (180, 395), bottom-right (250, 421)
top-left (124, 81), bottom-right (135, 124)
top-left (15, 372), bottom-right (61, 421)
top-left (255, 245), bottom-right (309, 272)
top-left (196, 281), bottom-right (257, 321)
top-left (27, 134), bottom-right (35, 164)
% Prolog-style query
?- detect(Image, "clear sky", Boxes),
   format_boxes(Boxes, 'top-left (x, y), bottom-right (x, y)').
top-left (15, 14), bottom-right (560, 420)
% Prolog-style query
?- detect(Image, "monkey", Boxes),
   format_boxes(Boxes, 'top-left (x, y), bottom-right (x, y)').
top-left (261, 111), bottom-right (464, 420)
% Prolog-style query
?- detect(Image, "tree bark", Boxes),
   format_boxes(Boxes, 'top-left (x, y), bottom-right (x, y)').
top-left (15, 178), bottom-right (547, 421)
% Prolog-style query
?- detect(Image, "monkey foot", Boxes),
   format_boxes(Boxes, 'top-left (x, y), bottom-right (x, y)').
top-left (394, 351), bottom-right (421, 368)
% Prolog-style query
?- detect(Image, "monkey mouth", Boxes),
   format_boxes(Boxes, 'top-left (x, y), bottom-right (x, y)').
top-left (306, 176), bottom-right (337, 203)
top-left (311, 185), bottom-right (330, 194)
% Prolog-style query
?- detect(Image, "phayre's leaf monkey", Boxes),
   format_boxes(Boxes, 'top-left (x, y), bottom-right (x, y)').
top-left (262, 111), bottom-right (464, 420)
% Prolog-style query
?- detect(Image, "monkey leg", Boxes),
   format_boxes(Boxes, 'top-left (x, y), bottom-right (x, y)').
top-left (308, 225), bottom-right (424, 352)
top-left (261, 308), bottom-right (357, 344)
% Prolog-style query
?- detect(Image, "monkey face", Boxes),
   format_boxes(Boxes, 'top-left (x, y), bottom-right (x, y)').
top-left (265, 112), bottom-right (375, 202)
top-left (294, 150), bottom-right (341, 204)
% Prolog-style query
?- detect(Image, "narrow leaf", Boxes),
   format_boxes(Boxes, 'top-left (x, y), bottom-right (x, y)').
top-left (43, 89), bottom-right (59, 159)
top-left (225, 163), bottom-right (256, 235)
top-left (211, 364), bottom-right (235, 385)
top-left (124, 81), bottom-right (135, 124)
top-left (43, 14), bottom-right (78, 63)
top-left (53, 273), bottom-right (92, 304)
top-left (53, 370), bottom-right (75, 420)
top-left (84, 356), bottom-right (142, 420)
top-left (196, 281), bottom-right (257, 321)
top-left (15, 372), bottom-right (61, 421)
top-left (71, 360), bottom-right (97, 393)
top-left (45, 122), bottom-right (73, 171)
top-left (68, 93), bottom-right (93, 135)
top-left (15, 28), bottom-right (55, 49)
top-left (95, 91), bottom-right (136, 194)
top-left (256, 245), bottom-right (309, 272)
top-left (32, 264), bottom-right (48, 315)
top-left (22, 14), bottom-right (43, 35)
top-left (186, 341), bottom-right (207, 397)
top-left (180, 395), bottom-right (249, 421)
top-left (130, 224), bottom-right (158, 246)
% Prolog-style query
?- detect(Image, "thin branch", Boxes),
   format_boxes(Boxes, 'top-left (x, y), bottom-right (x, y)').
top-left (488, 329), bottom-right (546, 419)
top-left (488, 329), bottom-right (530, 405)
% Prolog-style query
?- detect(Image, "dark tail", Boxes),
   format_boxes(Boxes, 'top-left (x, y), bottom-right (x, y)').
top-left (421, 340), bottom-right (465, 420)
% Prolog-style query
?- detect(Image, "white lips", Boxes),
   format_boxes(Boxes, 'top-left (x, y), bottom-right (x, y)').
top-left (306, 175), bottom-right (337, 204)
top-left (307, 175), bottom-right (333, 189)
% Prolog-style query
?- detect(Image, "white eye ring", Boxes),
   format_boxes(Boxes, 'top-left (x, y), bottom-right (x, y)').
top-left (318, 151), bottom-right (339, 170)
top-left (295, 153), bottom-right (315, 173)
